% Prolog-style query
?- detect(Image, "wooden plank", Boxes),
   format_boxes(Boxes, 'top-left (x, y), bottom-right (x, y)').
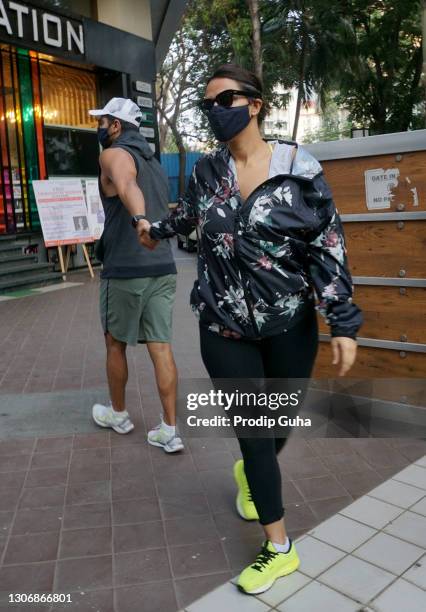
top-left (317, 286), bottom-right (426, 344)
top-left (343, 221), bottom-right (426, 278)
top-left (322, 151), bottom-right (426, 215)
top-left (313, 343), bottom-right (426, 378)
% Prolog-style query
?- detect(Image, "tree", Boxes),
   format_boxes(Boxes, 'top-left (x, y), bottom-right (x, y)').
top-left (247, 0), bottom-right (263, 81)
top-left (334, 0), bottom-right (424, 133)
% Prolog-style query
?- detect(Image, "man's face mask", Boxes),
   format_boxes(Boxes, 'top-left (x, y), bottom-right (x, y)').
top-left (97, 122), bottom-right (114, 148)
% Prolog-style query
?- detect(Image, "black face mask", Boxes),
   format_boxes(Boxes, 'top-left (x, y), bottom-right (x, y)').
top-left (207, 104), bottom-right (251, 142)
top-left (97, 126), bottom-right (112, 148)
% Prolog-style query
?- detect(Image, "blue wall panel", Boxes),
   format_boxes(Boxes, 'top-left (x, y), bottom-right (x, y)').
top-left (161, 152), bottom-right (202, 202)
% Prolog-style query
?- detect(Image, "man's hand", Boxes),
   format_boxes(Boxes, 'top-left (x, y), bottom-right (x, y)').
top-left (137, 219), bottom-right (159, 251)
top-left (331, 337), bottom-right (357, 377)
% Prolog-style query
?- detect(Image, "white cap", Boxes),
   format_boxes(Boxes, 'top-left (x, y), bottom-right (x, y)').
top-left (88, 97), bottom-right (142, 126)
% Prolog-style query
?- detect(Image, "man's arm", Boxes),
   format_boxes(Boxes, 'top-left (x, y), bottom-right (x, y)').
top-left (99, 148), bottom-right (146, 217)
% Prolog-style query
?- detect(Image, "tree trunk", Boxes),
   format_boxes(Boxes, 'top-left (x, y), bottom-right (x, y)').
top-left (247, 0), bottom-right (263, 82)
top-left (292, 32), bottom-right (307, 141)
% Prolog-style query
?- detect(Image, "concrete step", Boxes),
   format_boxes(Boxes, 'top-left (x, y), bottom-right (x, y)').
top-left (0, 271), bottom-right (63, 294)
top-left (0, 262), bottom-right (53, 278)
top-left (0, 243), bottom-right (26, 255)
top-left (0, 254), bottom-right (39, 266)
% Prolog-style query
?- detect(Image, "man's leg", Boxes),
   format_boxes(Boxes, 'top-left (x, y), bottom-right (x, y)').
top-left (105, 332), bottom-right (128, 412)
top-left (147, 342), bottom-right (177, 425)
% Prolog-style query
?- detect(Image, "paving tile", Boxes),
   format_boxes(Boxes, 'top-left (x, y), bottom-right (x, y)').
top-left (30, 451), bottom-right (70, 470)
top-left (335, 468), bottom-right (384, 497)
top-left (19, 485), bottom-right (66, 509)
top-left (62, 502), bottom-right (111, 530)
top-left (26, 467), bottom-right (68, 488)
top-left (112, 497), bottom-right (161, 525)
top-left (282, 481), bottom-right (304, 504)
top-left (0, 511), bottom-right (13, 536)
top-left (169, 540), bottom-right (229, 579)
top-left (55, 555), bottom-right (112, 590)
top-left (35, 436), bottom-right (73, 453)
top-left (306, 438), bottom-right (354, 456)
top-left (0, 453), bottom-right (31, 472)
top-left (114, 548), bottom-right (171, 586)
top-left (115, 580), bottom-right (177, 612)
top-left (402, 553), bottom-right (426, 590)
top-left (174, 572), bottom-right (232, 609)
top-left (164, 514), bottom-right (219, 547)
top-left (112, 475), bottom-right (156, 501)
top-left (309, 514), bottom-right (375, 552)
top-left (65, 480), bottom-right (111, 505)
top-left (354, 531), bottom-right (423, 575)
top-left (319, 555), bottom-right (395, 604)
top-left (398, 443), bottom-right (426, 463)
top-left (114, 520), bottom-right (165, 553)
top-left (221, 536), bottom-right (262, 572)
top-left (295, 536), bottom-right (346, 578)
top-left (160, 493), bottom-right (211, 520)
top-left (193, 450), bottom-right (235, 472)
top-left (410, 495), bottom-right (426, 516)
top-left (72, 432), bottom-right (110, 449)
top-left (257, 571), bottom-right (311, 607)
top-left (186, 580), bottom-right (270, 612)
top-left (294, 475), bottom-right (349, 502)
top-left (111, 461), bottom-right (152, 481)
top-left (213, 511), bottom-right (263, 540)
top-left (12, 506), bottom-right (63, 535)
top-left (0, 471), bottom-right (26, 488)
top-left (392, 464), bottom-right (426, 490)
top-left (320, 451), bottom-right (372, 474)
top-left (340, 495), bottom-right (403, 529)
top-left (282, 457), bottom-right (329, 480)
top-left (284, 503), bottom-right (318, 532)
top-left (50, 589), bottom-right (113, 611)
top-left (111, 444), bottom-right (149, 463)
top-left (308, 496), bottom-right (353, 522)
top-left (0, 485), bottom-right (22, 511)
top-left (384, 511), bottom-right (426, 547)
top-left (414, 456), bottom-right (426, 468)
top-left (156, 471), bottom-right (203, 498)
top-left (371, 578), bottom-right (426, 612)
top-left (0, 439), bottom-right (34, 456)
top-left (368, 479), bottom-right (425, 508)
top-left (0, 561), bottom-right (55, 591)
top-left (276, 580), bottom-right (361, 612)
top-left (281, 439), bottom-right (315, 459)
top-left (70, 447), bottom-right (110, 467)
top-left (68, 463), bottom-right (110, 485)
top-left (59, 526), bottom-right (112, 558)
top-left (3, 531), bottom-right (59, 564)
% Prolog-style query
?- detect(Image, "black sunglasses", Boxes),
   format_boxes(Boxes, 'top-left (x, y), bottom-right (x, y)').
top-left (198, 89), bottom-right (262, 114)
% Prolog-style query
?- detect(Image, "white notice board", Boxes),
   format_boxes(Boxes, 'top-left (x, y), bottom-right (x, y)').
top-left (85, 179), bottom-right (104, 240)
top-left (33, 179), bottom-right (93, 247)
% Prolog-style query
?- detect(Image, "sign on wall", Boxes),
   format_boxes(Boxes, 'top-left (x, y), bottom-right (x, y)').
top-left (32, 179), bottom-right (93, 247)
top-left (364, 168), bottom-right (400, 210)
top-left (0, 1), bottom-right (84, 57)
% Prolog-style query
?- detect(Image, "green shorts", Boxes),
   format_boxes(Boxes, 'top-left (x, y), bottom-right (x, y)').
top-left (100, 275), bottom-right (176, 345)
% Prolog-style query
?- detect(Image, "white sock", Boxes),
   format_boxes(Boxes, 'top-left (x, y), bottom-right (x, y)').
top-left (273, 538), bottom-right (291, 553)
top-left (161, 419), bottom-right (175, 436)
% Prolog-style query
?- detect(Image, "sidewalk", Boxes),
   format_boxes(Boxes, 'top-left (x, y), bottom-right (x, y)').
top-left (0, 246), bottom-right (425, 611)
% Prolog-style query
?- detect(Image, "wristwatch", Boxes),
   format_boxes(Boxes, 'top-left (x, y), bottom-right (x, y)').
top-left (131, 214), bottom-right (147, 228)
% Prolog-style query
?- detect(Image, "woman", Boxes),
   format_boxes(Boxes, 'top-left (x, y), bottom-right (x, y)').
top-left (140, 64), bottom-right (362, 595)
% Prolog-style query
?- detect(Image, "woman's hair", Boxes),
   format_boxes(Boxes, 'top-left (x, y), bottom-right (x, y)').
top-left (207, 63), bottom-right (267, 124)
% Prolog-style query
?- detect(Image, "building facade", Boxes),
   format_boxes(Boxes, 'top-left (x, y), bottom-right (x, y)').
top-left (0, 0), bottom-right (187, 235)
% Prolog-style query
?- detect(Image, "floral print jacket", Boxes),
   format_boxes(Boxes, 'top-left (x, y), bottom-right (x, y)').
top-left (150, 141), bottom-right (363, 340)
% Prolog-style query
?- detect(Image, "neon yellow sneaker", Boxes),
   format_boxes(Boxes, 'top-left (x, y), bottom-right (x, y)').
top-left (233, 459), bottom-right (259, 521)
top-left (237, 540), bottom-right (300, 595)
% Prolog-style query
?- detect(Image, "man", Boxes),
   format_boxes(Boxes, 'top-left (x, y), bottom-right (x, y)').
top-left (89, 97), bottom-right (183, 453)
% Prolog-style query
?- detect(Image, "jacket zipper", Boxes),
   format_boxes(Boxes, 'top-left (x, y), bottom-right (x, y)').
top-left (233, 213), bottom-right (259, 338)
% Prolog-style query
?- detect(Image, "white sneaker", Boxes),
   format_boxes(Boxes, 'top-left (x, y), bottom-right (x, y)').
top-left (92, 403), bottom-right (135, 434)
top-left (148, 418), bottom-right (184, 453)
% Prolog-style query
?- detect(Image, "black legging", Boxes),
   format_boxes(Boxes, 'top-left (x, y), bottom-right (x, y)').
top-left (199, 307), bottom-right (318, 525)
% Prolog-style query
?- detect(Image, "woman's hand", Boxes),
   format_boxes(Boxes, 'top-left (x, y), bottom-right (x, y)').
top-left (137, 219), bottom-right (159, 250)
top-left (331, 337), bottom-right (357, 376)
